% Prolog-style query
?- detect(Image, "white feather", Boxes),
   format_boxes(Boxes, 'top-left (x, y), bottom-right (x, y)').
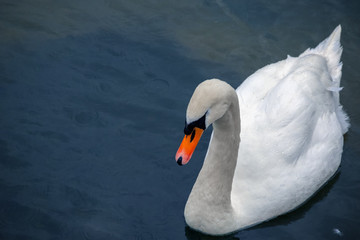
top-left (181, 26), bottom-right (349, 235)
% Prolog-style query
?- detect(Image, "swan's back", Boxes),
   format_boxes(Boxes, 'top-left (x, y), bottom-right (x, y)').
top-left (232, 26), bottom-right (349, 227)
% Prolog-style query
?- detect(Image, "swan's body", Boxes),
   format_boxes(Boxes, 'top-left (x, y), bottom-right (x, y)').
top-left (175, 26), bottom-right (349, 235)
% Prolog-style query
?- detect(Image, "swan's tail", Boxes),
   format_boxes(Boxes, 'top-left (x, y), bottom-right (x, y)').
top-left (300, 25), bottom-right (349, 134)
top-left (300, 25), bottom-right (342, 87)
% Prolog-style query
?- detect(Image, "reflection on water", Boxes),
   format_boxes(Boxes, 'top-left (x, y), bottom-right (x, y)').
top-left (185, 226), bottom-right (240, 240)
top-left (0, 0), bottom-right (359, 239)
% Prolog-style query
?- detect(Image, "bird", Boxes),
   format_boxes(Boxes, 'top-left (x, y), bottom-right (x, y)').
top-left (175, 25), bottom-right (349, 236)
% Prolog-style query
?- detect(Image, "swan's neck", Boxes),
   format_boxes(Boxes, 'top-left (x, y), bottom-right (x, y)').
top-left (184, 94), bottom-right (240, 233)
top-left (196, 103), bottom-right (240, 204)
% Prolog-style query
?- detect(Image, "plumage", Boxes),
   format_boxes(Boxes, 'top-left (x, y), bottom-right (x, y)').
top-left (175, 26), bottom-right (349, 235)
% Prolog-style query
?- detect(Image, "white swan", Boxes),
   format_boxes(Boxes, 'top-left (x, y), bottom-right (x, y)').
top-left (175, 25), bottom-right (349, 235)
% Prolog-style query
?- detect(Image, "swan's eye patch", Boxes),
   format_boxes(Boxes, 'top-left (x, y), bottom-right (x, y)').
top-left (184, 113), bottom-right (206, 135)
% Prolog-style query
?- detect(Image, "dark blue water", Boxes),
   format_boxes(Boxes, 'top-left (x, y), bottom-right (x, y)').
top-left (1, 1), bottom-right (359, 239)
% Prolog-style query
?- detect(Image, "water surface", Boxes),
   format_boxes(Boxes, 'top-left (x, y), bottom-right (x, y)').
top-left (1, 0), bottom-right (359, 239)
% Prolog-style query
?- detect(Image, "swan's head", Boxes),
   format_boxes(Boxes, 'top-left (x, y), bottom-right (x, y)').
top-left (175, 79), bottom-right (235, 165)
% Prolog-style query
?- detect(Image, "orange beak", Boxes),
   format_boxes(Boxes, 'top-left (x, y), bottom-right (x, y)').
top-left (175, 127), bottom-right (204, 165)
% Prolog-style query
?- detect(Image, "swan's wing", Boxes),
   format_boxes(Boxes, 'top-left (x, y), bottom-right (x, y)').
top-left (232, 54), bottom-right (345, 224)
top-left (237, 54), bottom-right (343, 167)
top-left (231, 26), bottom-right (348, 228)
